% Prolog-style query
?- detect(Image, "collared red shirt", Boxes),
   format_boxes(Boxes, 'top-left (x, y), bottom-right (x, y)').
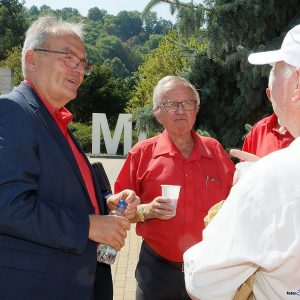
top-left (24, 80), bottom-right (99, 214)
top-left (114, 130), bottom-right (234, 261)
top-left (184, 138), bottom-right (300, 300)
top-left (242, 113), bottom-right (294, 157)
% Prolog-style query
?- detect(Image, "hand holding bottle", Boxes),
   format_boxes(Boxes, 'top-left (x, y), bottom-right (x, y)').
top-left (88, 211), bottom-right (129, 251)
top-left (97, 200), bottom-right (127, 265)
top-left (106, 189), bottom-right (140, 220)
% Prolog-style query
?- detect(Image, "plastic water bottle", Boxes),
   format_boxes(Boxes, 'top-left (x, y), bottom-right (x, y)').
top-left (97, 199), bottom-right (127, 265)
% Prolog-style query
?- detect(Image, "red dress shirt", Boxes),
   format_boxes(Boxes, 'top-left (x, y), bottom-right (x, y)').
top-left (242, 113), bottom-right (294, 157)
top-left (24, 80), bottom-right (99, 214)
top-left (115, 130), bottom-right (234, 262)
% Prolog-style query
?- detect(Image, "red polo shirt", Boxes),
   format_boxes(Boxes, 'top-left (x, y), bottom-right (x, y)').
top-left (115, 130), bottom-right (234, 262)
top-left (24, 80), bottom-right (99, 214)
top-left (242, 113), bottom-right (294, 157)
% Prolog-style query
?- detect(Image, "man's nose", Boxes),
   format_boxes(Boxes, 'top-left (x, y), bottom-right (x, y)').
top-left (175, 102), bottom-right (185, 112)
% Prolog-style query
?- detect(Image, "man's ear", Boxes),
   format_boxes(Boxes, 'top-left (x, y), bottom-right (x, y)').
top-left (292, 68), bottom-right (300, 103)
top-left (266, 87), bottom-right (271, 101)
top-left (153, 109), bottom-right (163, 124)
top-left (24, 50), bottom-right (37, 72)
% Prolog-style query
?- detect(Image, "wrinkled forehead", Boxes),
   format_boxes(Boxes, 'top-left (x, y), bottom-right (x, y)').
top-left (47, 31), bottom-right (86, 56)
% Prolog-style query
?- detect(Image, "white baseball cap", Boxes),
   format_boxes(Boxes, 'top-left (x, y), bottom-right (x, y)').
top-left (248, 24), bottom-right (300, 67)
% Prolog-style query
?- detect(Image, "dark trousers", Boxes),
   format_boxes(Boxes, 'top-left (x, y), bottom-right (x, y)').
top-left (136, 242), bottom-right (191, 300)
top-left (93, 262), bottom-right (113, 300)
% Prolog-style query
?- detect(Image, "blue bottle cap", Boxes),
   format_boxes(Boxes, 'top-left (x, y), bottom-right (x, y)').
top-left (118, 199), bottom-right (127, 209)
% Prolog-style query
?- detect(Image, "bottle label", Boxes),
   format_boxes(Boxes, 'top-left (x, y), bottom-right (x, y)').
top-left (97, 244), bottom-right (117, 265)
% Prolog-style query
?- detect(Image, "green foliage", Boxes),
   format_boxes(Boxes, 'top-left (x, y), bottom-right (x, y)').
top-left (112, 10), bottom-right (143, 41)
top-left (0, 0), bottom-right (28, 61)
top-left (135, 34), bottom-right (164, 55)
top-left (195, 128), bottom-right (211, 137)
top-left (87, 7), bottom-right (107, 22)
top-left (104, 58), bottom-right (130, 78)
top-left (68, 122), bottom-right (92, 153)
top-left (95, 34), bottom-right (140, 72)
top-left (142, 11), bottom-right (173, 39)
top-left (132, 103), bottom-right (163, 136)
top-left (0, 46), bottom-right (22, 86)
top-left (127, 31), bottom-right (188, 112)
top-left (67, 64), bottom-right (130, 124)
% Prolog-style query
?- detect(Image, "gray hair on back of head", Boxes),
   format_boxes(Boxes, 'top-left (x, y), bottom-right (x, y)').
top-left (152, 75), bottom-right (200, 109)
top-left (22, 15), bottom-right (84, 76)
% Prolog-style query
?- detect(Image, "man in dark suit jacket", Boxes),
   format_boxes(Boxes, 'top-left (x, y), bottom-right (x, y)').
top-left (0, 16), bottom-right (138, 300)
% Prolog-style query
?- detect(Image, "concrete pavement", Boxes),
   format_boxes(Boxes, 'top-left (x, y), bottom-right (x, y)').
top-left (88, 156), bottom-right (142, 300)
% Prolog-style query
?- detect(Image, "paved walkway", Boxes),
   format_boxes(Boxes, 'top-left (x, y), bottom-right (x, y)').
top-left (88, 156), bottom-right (142, 300)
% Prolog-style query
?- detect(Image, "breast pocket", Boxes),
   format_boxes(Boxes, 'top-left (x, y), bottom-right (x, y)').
top-left (203, 175), bottom-right (226, 211)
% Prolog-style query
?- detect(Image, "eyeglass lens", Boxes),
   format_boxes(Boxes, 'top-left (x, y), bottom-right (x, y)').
top-left (161, 101), bottom-right (197, 111)
top-left (64, 54), bottom-right (92, 75)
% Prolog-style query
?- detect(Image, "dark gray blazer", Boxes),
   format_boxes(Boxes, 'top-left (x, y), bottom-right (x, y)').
top-left (0, 82), bottom-right (108, 299)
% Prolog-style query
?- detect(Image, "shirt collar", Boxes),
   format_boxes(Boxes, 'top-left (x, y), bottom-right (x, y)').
top-left (153, 130), bottom-right (213, 160)
top-left (24, 80), bottom-right (73, 131)
top-left (267, 113), bottom-right (291, 136)
top-left (266, 113), bottom-right (278, 130)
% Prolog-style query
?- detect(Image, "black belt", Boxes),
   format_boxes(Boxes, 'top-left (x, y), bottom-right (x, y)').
top-left (143, 241), bottom-right (184, 272)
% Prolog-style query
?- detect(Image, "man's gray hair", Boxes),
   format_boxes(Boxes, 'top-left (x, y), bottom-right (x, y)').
top-left (22, 16), bottom-right (84, 76)
top-left (152, 75), bottom-right (200, 109)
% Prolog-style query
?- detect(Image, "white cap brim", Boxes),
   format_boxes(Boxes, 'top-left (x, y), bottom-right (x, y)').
top-left (248, 49), bottom-right (284, 65)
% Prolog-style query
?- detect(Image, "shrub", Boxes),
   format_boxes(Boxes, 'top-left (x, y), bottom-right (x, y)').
top-left (69, 122), bottom-right (92, 153)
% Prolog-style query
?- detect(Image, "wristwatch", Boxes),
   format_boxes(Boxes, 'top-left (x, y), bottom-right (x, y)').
top-left (137, 205), bottom-right (146, 222)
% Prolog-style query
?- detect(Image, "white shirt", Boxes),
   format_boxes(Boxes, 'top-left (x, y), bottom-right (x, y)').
top-left (184, 137), bottom-right (300, 300)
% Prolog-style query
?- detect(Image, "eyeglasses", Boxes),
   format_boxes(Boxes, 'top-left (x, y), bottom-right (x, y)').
top-left (158, 100), bottom-right (198, 112)
top-left (33, 48), bottom-right (93, 76)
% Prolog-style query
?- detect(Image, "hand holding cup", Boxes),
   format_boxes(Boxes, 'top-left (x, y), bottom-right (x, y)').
top-left (161, 185), bottom-right (181, 217)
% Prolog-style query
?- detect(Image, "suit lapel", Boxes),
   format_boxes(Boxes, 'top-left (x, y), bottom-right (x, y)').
top-left (69, 130), bottom-right (107, 215)
top-left (15, 83), bottom-right (95, 213)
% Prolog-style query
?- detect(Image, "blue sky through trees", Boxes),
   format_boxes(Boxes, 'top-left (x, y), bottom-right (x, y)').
top-left (23, 0), bottom-right (203, 23)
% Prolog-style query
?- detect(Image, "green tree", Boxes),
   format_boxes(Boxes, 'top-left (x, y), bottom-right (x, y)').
top-left (135, 34), bottom-right (164, 55)
top-left (38, 5), bottom-right (53, 16)
top-left (55, 7), bottom-right (82, 22)
top-left (67, 64), bottom-right (130, 124)
top-left (142, 11), bottom-right (173, 39)
top-left (112, 11), bottom-right (143, 41)
top-left (0, 0), bottom-right (28, 61)
top-left (96, 34), bottom-right (140, 72)
top-left (127, 31), bottom-right (189, 112)
top-left (87, 7), bottom-right (106, 23)
top-left (104, 57), bottom-right (130, 78)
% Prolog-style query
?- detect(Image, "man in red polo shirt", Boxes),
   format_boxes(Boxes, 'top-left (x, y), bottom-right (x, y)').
top-left (114, 75), bottom-right (235, 299)
top-left (242, 85), bottom-right (294, 157)
top-left (242, 113), bottom-right (293, 156)
top-left (231, 76), bottom-right (294, 163)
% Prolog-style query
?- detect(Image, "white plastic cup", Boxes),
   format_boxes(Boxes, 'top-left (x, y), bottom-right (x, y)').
top-left (161, 185), bottom-right (181, 215)
top-left (233, 162), bottom-right (255, 185)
